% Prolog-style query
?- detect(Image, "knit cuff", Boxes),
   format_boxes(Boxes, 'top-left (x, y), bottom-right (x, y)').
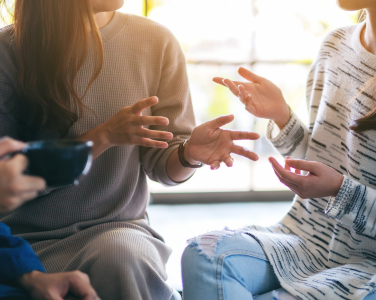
top-left (153, 143), bottom-right (193, 187)
top-left (325, 175), bottom-right (354, 219)
top-left (266, 111), bottom-right (307, 158)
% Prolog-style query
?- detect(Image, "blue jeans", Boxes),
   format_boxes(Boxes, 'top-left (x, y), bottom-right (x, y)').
top-left (181, 232), bottom-right (376, 300)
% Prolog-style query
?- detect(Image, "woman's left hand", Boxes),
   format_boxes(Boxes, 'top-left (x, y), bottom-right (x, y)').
top-left (185, 115), bottom-right (260, 170)
top-left (269, 157), bottom-right (344, 199)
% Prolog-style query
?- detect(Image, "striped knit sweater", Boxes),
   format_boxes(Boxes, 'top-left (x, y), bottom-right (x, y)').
top-left (244, 22), bottom-right (376, 300)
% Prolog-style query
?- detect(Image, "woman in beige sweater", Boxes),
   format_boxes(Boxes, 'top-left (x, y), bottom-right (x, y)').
top-left (0, 1), bottom-right (259, 300)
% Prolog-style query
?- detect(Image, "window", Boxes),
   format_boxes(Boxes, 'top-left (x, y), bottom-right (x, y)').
top-left (120, 0), bottom-right (357, 195)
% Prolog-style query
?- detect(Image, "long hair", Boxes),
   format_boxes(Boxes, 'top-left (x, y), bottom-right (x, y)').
top-left (1, 0), bottom-right (104, 137)
top-left (349, 9), bottom-right (376, 133)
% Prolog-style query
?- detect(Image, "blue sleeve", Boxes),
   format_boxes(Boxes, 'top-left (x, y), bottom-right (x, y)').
top-left (0, 223), bottom-right (45, 283)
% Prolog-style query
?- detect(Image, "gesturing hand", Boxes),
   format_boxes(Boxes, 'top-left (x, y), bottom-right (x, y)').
top-left (100, 96), bottom-right (173, 149)
top-left (185, 115), bottom-right (260, 170)
top-left (213, 67), bottom-right (291, 129)
top-left (19, 271), bottom-right (100, 300)
top-left (269, 157), bottom-right (344, 199)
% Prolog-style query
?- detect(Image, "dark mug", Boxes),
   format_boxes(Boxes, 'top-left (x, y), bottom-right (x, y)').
top-left (17, 139), bottom-right (93, 188)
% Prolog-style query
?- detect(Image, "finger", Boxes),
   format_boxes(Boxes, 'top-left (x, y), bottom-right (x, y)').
top-left (19, 191), bottom-right (39, 202)
top-left (213, 77), bottom-right (227, 87)
top-left (222, 79), bottom-right (240, 97)
top-left (295, 168), bottom-right (302, 175)
top-left (135, 116), bottom-right (169, 126)
top-left (213, 77), bottom-right (248, 88)
top-left (131, 97), bottom-right (159, 115)
top-left (206, 115), bottom-right (234, 130)
top-left (285, 156), bottom-right (291, 171)
top-left (231, 145), bottom-right (259, 161)
top-left (138, 138), bottom-right (168, 148)
top-left (223, 155), bottom-right (234, 167)
top-left (285, 158), bottom-right (320, 174)
top-left (229, 131), bottom-right (260, 141)
top-left (238, 67), bottom-right (263, 83)
top-left (0, 137), bottom-right (25, 157)
top-left (68, 275), bottom-right (99, 300)
top-left (139, 128), bottom-right (173, 140)
top-left (272, 168), bottom-right (300, 191)
top-left (238, 85), bottom-right (248, 105)
top-left (7, 154), bottom-right (29, 174)
top-left (269, 157), bottom-right (303, 186)
top-left (210, 161), bottom-right (221, 170)
top-left (17, 175), bottom-right (46, 192)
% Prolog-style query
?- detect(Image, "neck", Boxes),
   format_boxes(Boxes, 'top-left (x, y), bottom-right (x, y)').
top-left (361, 9), bottom-right (376, 55)
top-left (95, 11), bottom-right (115, 29)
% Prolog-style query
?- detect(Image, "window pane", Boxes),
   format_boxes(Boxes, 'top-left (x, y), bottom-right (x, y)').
top-left (251, 63), bottom-right (311, 191)
top-left (144, 0), bottom-right (253, 63)
top-left (254, 0), bottom-right (357, 61)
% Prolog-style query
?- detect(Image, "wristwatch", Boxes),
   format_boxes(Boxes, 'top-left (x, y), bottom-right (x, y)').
top-left (178, 140), bottom-right (204, 168)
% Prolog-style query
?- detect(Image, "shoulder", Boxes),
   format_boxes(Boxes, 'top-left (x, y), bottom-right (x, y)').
top-left (319, 24), bottom-right (357, 50)
top-left (0, 25), bottom-right (17, 84)
top-left (126, 13), bottom-right (177, 40)
top-left (116, 13), bottom-right (181, 52)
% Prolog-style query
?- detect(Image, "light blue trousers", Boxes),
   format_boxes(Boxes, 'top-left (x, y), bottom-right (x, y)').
top-left (181, 233), bottom-right (376, 300)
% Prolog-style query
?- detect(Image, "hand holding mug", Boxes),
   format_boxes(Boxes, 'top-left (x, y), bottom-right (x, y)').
top-left (99, 96), bottom-right (173, 149)
top-left (213, 67), bottom-right (291, 129)
top-left (0, 137), bottom-right (46, 212)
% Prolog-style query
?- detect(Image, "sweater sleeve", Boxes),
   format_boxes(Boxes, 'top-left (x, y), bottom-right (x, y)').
top-left (140, 29), bottom-right (196, 186)
top-left (0, 222), bottom-right (45, 283)
top-left (266, 111), bottom-right (309, 159)
top-left (326, 176), bottom-right (376, 238)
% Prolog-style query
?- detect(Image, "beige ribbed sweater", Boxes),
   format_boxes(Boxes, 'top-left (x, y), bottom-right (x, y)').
top-left (0, 12), bottom-right (195, 300)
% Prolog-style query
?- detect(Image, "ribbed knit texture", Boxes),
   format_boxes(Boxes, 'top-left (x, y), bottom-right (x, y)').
top-left (243, 22), bottom-right (376, 300)
top-left (0, 12), bottom-right (195, 300)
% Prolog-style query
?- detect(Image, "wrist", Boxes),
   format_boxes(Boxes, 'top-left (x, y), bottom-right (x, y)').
top-left (273, 104), bottom-right (291, 130)
top-left (184, 141), bottom-right (199, 165)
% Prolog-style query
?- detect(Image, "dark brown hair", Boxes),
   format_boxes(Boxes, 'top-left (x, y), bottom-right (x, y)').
top-left (349, 9), bottom-right (376, 133)
top-left (1, 0), bottom-right (104, 137)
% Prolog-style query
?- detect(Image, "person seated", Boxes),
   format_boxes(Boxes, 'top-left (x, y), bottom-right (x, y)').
top-left (182, 1), bottom-right (376, 299)
top-left (0, 1), bottom-right (260, 299)
top-left (0, 137), bottom-right (100, 300)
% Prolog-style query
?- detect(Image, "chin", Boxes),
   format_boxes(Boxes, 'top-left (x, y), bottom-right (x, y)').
top-left (337, 0), bottom-right (375, 11)
top-left (92, 0), bottom-right (124, 12)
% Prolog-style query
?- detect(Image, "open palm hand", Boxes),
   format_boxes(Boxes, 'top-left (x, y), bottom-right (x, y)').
top-left (186, 115), bottom-right (260, 170)
top-left (213, 68), bottom-right (289, 125)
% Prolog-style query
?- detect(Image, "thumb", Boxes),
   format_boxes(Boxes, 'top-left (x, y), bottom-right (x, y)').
top-left (238, 67), bottom-right (262, 83)
top-left (285, 159), bottom-right (319, 174)
top-left (206, 115), bottom-right (234, 130)
top-left (0, 137), bottom-right (25, 157)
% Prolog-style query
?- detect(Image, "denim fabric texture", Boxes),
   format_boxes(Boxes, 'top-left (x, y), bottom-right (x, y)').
top-left (182, 232), bottom-right (376, 300)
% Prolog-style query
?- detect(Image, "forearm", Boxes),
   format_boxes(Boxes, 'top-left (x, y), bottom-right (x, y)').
top-left (166, 148), bottom-right (197, 183)
top-left (76, 124), bottom-right (111, 160)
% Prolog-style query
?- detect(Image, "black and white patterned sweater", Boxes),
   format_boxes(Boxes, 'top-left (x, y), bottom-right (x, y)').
top-left (244, 22), bottom-right (376, 300)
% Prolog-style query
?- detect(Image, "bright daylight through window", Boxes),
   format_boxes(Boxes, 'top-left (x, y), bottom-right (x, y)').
top-left (0, 0), bottom-right (357, 194)
top-left (120, 0), bottom-right (357, 193)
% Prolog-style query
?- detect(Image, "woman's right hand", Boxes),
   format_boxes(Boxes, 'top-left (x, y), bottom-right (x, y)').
top-left (213, 67), bottom-right (291, 129)
top-left (98, 96), bottom-right (173, 149)
top-left (0, 137), bottom-right (46, 213)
